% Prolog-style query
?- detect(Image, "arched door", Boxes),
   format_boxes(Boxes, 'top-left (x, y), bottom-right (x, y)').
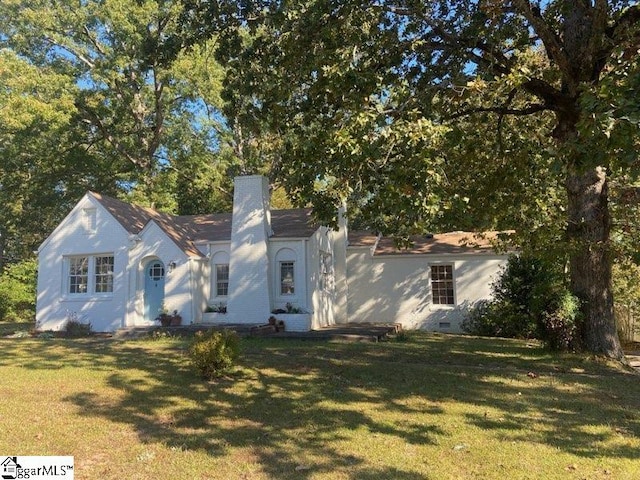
top-left (144, 260), bottom-right (165, 322)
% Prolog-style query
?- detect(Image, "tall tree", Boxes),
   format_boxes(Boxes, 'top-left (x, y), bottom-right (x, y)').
top-left (0, 49), bottom-right (97, 265)
top-left (179, 0), bottom-right (640, 359)
top-left (0, 0), bottom-right (239, 259)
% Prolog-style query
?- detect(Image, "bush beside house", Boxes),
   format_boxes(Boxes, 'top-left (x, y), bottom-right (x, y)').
top-left (462, 255), bottom-right (580, 351)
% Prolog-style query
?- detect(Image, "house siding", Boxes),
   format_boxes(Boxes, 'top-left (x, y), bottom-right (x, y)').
top-left (345, 249), bottom-right (506, 332)
top-left (269, 239), bottom-right (308, 313)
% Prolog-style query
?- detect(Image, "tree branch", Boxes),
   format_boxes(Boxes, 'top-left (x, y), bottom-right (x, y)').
top-left (510, 0), bottom-right (573, 78)
top-left (82, 25), bottom-right (107, 57)
top-left (520, 78), bottom-right (567, 110)
top-left (447, 103), bottom-right (548, 121)
top-left (43, 35), bottom-right (94, 69)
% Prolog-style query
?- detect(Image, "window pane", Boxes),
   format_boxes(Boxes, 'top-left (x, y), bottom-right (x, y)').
top-left (431, 265), bottom-right (454, 305)
top-left (216, 264), bottom-right (229, 297)
top-left (280, 261), bottom-right (295, 295)
top-left (95, 256), bottom-right (114, 293)
top-left (69, 257), bottom-right (89, 294)
top-left (149, 262), bottom-right (164, 281)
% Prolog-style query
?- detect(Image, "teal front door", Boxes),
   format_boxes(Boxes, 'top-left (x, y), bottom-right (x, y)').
top-left (144, 260), bottom-right (165, 322)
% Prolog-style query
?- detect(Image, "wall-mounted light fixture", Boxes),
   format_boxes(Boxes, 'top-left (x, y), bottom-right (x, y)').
top-left (168, 260), bottom-right (177, 273)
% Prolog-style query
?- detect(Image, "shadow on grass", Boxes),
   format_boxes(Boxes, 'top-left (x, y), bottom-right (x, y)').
top-left (2, 333), bottom-right (640, 478)
top-left (0, 320), bottom-right (34, 336)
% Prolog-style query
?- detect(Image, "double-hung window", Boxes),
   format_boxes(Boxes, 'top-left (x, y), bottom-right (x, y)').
top-left (67, 254), bottom-right (114, 295)
top-left (431, 265), bottom-right (455, 305)
top-left (215, 264), bottom-right (229, 297)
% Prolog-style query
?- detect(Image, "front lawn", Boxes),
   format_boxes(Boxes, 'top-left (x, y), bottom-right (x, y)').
top-left (0, 332), bottom-right (638, 479)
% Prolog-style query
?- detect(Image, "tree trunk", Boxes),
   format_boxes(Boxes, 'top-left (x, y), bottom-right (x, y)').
top-left (566, 165), bottom-right (625, 360)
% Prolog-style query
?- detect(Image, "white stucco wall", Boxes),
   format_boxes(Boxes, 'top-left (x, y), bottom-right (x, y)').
top-left (346, 248), bottom-right (507, 332)
top-left (36, 195), bottom-right (201, 332)
top-left (36, 195), bottom-right (130, 332)
top-left (226, 175), bottom-right (273, 324)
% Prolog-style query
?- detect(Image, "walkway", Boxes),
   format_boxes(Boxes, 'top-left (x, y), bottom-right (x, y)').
top-left (114, 322), bottom-right (401, 342)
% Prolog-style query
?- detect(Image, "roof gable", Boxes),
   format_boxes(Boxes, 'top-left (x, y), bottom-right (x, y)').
top-left (88, 193), bottom-right (317, 256)
top-left (37, 192), bottom-right (129, 253)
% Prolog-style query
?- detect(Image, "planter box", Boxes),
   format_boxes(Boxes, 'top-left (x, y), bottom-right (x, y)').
top-left (202, 312), bottom-right (228, 324)
top-left (273, 313), bottom-right (311, 332)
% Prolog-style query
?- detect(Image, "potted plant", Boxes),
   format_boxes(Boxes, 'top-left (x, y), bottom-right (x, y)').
top-left (203, 302), bottom-right (227, 323)
top-left (271, 303), bottom-right (310, 332)
top-left (156, 309), bottom-right (182, 327)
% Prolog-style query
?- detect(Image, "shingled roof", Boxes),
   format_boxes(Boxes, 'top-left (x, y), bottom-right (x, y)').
top-left (90, 192), bottom-right (507, 258)
top-left (89, 192), bottom-right (317, 257)
top-left (347, 230), bottom-right (511, 255)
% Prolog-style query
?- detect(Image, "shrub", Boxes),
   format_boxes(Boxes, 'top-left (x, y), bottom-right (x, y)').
top-left (188, 329), bottom-right (240, 379)
top-left (462, 254), bottom-right (580, 351)
top-left (538, 289), bottom-right (581, 351)
top-left (64, 315), bottom-right (93, 337)
top-left (461, 300), bottom-right (503, 337)
top-left (0, 259), bottom-right (37, 322)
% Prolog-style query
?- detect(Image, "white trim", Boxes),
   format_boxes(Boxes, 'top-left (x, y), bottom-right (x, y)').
top-left (429, 263), bottom-right (456, 307)
top-left (274, 247), bottom-right (299, 302)
top-left (61, 253), bottom-right (115, 300)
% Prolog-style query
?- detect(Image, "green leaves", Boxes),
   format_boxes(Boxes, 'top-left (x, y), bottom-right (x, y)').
top-left (0, 0), bottom-right (240, 259)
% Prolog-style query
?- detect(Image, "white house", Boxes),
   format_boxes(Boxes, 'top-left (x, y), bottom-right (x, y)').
top-left (36, 175), bottom-right (509, 333)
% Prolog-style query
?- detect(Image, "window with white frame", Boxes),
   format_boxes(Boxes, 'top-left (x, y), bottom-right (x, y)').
top-left (431, 264), bottom-right (455, 305)
top-left (215, 264), bottom-right (229, 297)
top-left (94, 256), bottom-right (114, 293)
top-left (280, 261), bottom-right (295, 295)
top-left (66, 254), bottom-right (114, 295)
top-left (69, 257), bottom-right (89, 294)
top-left (210, 251), bottom-right (230, 300)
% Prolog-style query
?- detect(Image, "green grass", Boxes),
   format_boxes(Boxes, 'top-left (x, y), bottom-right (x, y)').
top-left (0, 331), bottom-right (639, 479)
